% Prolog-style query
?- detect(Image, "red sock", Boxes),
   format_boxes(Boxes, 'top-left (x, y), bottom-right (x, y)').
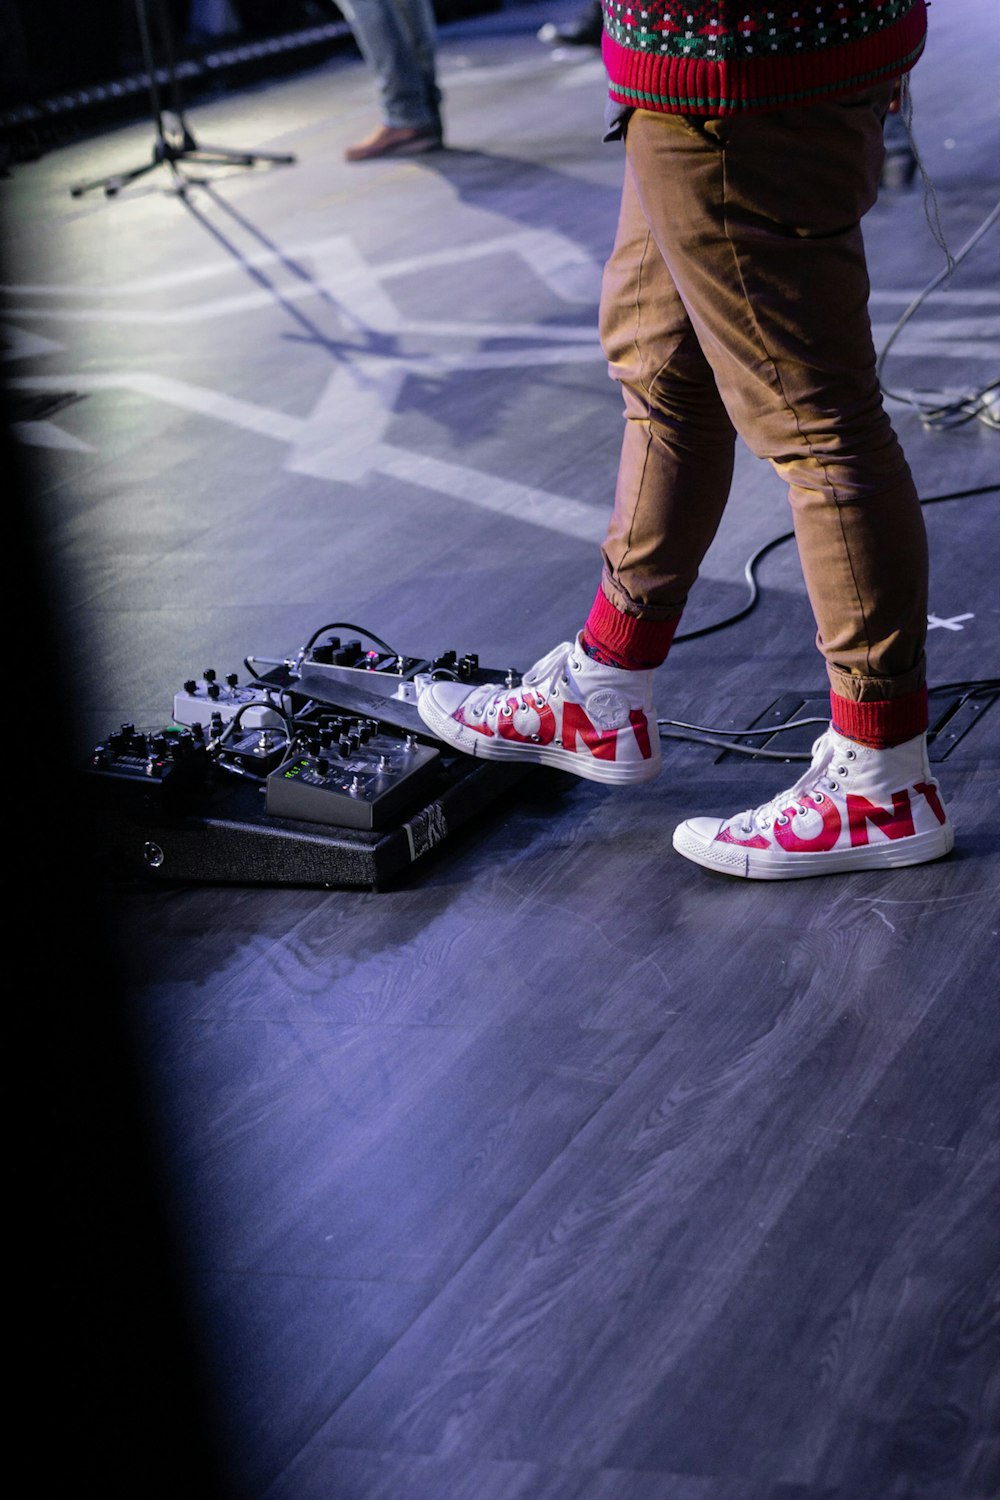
top-left (582, 587), bottom-right (680, 670)
top-left (830, 686), bottom-right (928, 748)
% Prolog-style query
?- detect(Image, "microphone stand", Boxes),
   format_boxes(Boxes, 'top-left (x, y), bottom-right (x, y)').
top-left (70, 0), bottom-right (295, 198)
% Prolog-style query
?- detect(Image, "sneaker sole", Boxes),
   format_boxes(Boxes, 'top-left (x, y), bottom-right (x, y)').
top-left (417, 689), bottom-right (661, 787)
top-left (671, 820), bottom-right (955, 879)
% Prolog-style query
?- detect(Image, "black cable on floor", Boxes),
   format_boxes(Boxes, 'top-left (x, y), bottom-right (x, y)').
top-left (672, 481), bottom-right (998, 646)
top-left (876, 198), bottom-right (1000, 430)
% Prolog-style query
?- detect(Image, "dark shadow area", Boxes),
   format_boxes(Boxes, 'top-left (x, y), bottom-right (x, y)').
top-left (4, 273), bottom-right (233, 1499)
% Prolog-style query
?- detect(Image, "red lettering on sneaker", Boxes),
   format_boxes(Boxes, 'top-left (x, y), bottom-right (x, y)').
top-left (628, 709), bottom-right (653, 761)
top-left (846, 789), bottom-right (915, 846)
top-left (915, 780), bottom-right (948, 826)
top-left (561, 701), bottom-right (618, 761)
top-left (454, 703), bottom-right (494, 738)
top-left (717, 827), bottom-right (770, 850)
top-left (773, 794), bottom-right (842, 853)
top-left (496, 692), bottom-right (557, 746)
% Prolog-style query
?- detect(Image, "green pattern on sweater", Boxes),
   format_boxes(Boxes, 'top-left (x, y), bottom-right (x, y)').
top-left (602, 0), bottom-right (919, 62)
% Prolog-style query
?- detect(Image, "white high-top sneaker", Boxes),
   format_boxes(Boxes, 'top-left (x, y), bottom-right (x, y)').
top-left (672, 726), bottom-right (953, 879)
top-left (416, 636), bottom-right (660, 785)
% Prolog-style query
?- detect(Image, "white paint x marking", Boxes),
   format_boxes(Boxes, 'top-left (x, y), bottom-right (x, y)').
top-left (927, 613), bottom-right (974, 631)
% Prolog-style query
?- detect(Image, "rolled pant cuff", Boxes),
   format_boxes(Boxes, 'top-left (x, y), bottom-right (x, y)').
top-left (830, 685), bottom-right (929, 747)
top-left (583, 586), bottom-right (680, 670)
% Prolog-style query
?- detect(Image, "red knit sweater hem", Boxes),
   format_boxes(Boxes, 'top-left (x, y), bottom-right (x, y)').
top-left (603, 7), bottom-right (927, 116)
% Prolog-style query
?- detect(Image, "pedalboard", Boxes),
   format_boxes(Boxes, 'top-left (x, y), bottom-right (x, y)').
top-left (84, 628), bottom-right (533, 888)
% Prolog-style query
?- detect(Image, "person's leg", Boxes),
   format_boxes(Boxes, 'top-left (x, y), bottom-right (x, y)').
top-left (621, 97), bottom-right (929, 742)
top-left (620, 97), bottom-right (950, 875)
top-left (416, 139), bottom-right (740, 783)
top-left (418, 91), bottom-right (951, 870)
top-left (590, 143), bottom-right (737, 659)
top-left (341, 0), bottom-right (442, 160)
top-left (394, 0), bottom-right (441, 120)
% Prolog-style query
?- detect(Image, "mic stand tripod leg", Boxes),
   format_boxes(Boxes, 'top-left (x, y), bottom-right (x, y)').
top-left (70, 0), bottom-right (295, 199)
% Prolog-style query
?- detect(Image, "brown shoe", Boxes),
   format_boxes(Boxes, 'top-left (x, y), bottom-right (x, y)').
top-left (344, 123), bottom-right (442, 162)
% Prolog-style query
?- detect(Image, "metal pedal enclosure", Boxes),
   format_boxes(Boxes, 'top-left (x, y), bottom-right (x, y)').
top-left (173, 671), bottom-right (285, 730)
top-left (266, 732), bottom-right (440, 831)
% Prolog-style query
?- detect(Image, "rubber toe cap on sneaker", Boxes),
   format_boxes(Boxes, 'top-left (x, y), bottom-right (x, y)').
top-left (680, 817), bottom-right (726, 844)
top-left (673, 818), bottom-right (750, 875)
top-left (419, 680), bottom-right (474, 715)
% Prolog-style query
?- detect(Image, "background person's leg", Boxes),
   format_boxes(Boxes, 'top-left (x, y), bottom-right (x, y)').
top-left (340, 0), bottom-right (442, 159)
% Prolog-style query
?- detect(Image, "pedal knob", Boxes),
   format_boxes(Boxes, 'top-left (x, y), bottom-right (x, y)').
top-left (207, 682), bottom-right (221, 700)
top-left (226, 673), bottom-right (238, 689)
top-left (204, 669), bottom-right (216, 683)
top-left (184, 679), bottom-right (198, 695)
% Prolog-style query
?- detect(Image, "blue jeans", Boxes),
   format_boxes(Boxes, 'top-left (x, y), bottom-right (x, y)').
top-left (340, 0), bottom-right (442, 132)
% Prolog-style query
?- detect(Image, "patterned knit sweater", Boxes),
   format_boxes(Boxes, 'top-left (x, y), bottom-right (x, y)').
top-left (602, 0), bottom-right (928, 115)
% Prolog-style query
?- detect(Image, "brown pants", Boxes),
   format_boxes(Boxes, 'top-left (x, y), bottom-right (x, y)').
top-left (598, 92), bottom-right (927, 703)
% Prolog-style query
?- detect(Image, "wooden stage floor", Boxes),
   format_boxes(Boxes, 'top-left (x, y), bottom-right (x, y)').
top-left (6, 4), bottom-right (998, 1496)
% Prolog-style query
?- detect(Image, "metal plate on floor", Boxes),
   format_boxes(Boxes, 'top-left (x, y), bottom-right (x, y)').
top-left (714, 688), bottom-right (997, 763)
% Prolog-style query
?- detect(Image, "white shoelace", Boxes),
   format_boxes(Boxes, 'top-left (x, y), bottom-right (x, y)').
top-left (467, 641), bottom-right (577, 718)
top-left (735, 730), bottom-right (858, 834)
